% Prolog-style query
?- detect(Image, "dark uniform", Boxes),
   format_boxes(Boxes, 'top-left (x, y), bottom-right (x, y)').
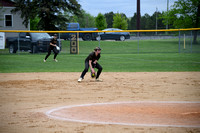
top-left (44, 38), bottom-right (59, 60)
top-left (80, 51), bottom-right (103, 79)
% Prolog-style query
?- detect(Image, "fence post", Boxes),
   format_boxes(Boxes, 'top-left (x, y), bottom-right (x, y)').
top-left (96, 33), bottom-right (101, 48)
top-left (190, 31), bottom-right (193, 53)
top-left (98, 38), bottom-right (100, 48)
top-left (77, 32), bottom-right (79, 54)
top-left (70, 33), bottom-right (78, 54)
top-left (18, 33), bottom-right (20, 55)
top-left (58, 32), bottom-right (61, 48)
top-left (179, 31), bottom-right (180, 53)
top-left (137, 32), bottom-right (139, 54)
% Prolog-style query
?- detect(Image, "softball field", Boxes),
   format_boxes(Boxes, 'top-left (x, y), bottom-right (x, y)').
top-left (0, 72), bottom-right (200, 133)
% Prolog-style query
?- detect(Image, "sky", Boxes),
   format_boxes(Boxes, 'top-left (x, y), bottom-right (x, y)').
top-left (78, 0), bottom-right (178, 18)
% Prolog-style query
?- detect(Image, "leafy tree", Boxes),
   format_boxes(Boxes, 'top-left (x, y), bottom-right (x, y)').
top-left (95, 13), bottom-right (107, 30)
top-left (77, 10), bottom-right (95, 28)
top-left (121, 13), bottom-right (129, 29)
top-left (152, 11), bottom-right (166, 29)
top-left (64, 9), bottom-right (95, 28)
top-left (12, 0), bottom-right (81, 30)
top-left (30, 16), bottom-right (39, 30)
top-left (161, 0), bottom-right (200, 43)
top-left (104, 12), bottom-right (114, 28)
top-left (128, 12), bottom-right (165, 30)
top-left (140, 13), bottom-right (153, 30)
top-left (112, 13), bottom-right (128, 30)
top-left (129, 13), bottom-right (137, 30)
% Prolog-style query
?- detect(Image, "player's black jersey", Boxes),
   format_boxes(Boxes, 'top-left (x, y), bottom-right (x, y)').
top-left (85, 52), bottom-right (101, 62)
top-left (49, 38), bottom-right (57, 48)
top-left (50, 38), bottom-right (57, 44)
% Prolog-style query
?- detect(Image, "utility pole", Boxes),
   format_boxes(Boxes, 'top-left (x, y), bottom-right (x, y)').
top-left (137, 0), bottom-right (140, 36)
top-left (166, 0), bottom-right (169, 30)
top-left (156, 7), bottom-right (158, 35)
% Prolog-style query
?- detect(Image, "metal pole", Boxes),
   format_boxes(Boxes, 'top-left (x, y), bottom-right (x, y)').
top-left (137, 0), bottom-right (140, 31)
top-left (59, 32), bottom-right (60, 48)
top-left (166, 0), bottom-right (169, 35)
top-left (166, 0), bottom-right (169, 30)
top-left (18, 33), bottom-right (20, 55)
top-left (179, 31), bottom-right (181, 53)
top-left (97, 33), bottom-right (100, 48)
top-left (184, 34), bottom-right (185, 49)
top-left (98, 38), bottom-right (100, 48)
top-left (137, 32), bottom-right (139, 54)
top-left (156, 7), bottom-right (158, 35)
top-left (190, 31), bottom-right (193, 53)
top-left (77, 32), bottom-right (79, 54)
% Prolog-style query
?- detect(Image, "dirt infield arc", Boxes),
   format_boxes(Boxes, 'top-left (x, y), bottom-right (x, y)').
top-left (46, 101), bottom-right (200, 128)
top-left (1, 72), bottom-right (200, 133)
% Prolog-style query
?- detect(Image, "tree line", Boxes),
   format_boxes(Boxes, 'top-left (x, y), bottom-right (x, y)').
top-left (30, 10), bottom-right (167, 31)
top-left (11, 0), bottom-right (199, 31)
top-left (11, 0), bottom-right (199, 43)
top-left (77, 11), bottom-right (167, 30)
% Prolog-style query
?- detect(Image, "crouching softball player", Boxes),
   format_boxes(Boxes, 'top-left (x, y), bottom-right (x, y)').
top-left (78, 47), bottom-right (103, 82)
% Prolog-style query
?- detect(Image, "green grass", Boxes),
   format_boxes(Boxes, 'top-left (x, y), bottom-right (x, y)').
top-left (0, 39), bottom-right (200, 73)
top-left (70, 39), bottom-right (180, 54)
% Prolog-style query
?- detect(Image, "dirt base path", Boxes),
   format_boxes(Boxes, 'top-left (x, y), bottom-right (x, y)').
top-left (0, 72), bottom-right (200, 133)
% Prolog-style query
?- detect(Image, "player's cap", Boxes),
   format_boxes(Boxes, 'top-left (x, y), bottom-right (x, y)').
top-left (54, 34), bottom-right (57, 36)
top-left (94, 47), bottom-right (101, 51)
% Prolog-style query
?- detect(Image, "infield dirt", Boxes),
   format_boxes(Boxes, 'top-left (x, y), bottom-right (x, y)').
top-left (0, 72), bottom-right (200, 133)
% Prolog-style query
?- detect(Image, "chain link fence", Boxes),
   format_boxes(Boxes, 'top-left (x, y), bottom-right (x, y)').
top-left (0, 29), bottom-right (199, 55)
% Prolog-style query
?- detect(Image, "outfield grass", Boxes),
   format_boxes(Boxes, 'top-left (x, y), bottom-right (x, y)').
top-left (67, 39), bottom-right (180, 54)
top-left (0, 39), bottom-right (200, 73)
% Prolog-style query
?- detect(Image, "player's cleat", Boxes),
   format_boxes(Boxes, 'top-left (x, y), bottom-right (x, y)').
top-left (54, 59), bottom-right (58, 62)
top-left (95, 78), bottom-right (102, 82)
top-left (43, 59), bottom-right (46, 62)
top-left (78, 78), bottom-right (83, 82)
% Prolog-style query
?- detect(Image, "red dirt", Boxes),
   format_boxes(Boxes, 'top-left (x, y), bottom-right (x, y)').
top-left (0, 72), bottom-right (200, 133)
top-left (49, 102), bottom-right (200, 127)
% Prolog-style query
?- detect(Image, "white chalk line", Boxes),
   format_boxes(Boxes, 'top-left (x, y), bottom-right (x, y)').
top-left (45, 101), bottom-right (200, 128)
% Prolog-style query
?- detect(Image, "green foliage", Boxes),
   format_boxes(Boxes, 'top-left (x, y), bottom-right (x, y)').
top-left (12, 0), bottom-right (81, 30)
top-left (65, 9), bottom-right (95, 28)
top-left (76, 10), bottom-right (95, 28)
top-left (95, 13), bottom-right (107, 30)
top-left (104, 11), bottom-right (165, 30)
top-left (30, 16), bottom-right (40, 30)
top-left (161, 0), bottom-right (200, 29)
top-left (153, 12), bottom-right (166, 29)
top-left (161, 0), bottom-right (200, 43)
top-left (129, 12), bottom-right (166, 30)
top-left (104, 12), bottom-right (114, 28)
top-left (112, 13), bottom-right (128, 30)
top-left (129, 13), bottom-right (137, 30)
top-left (104, 12), bottom-right (129, 29)
top-left (141, 14), bottom-right (153, 30)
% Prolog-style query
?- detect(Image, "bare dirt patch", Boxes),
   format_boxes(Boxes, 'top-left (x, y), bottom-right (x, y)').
top-left (47, 102), bottom-right (200, 127)
top-left (0, 72), bottom-right (200, 133)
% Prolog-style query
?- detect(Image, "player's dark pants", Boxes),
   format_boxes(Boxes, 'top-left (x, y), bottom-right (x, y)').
top-left (80, 61), bottom-right (103, 79)
top-left (45, 46), bottom-right (58, 60)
